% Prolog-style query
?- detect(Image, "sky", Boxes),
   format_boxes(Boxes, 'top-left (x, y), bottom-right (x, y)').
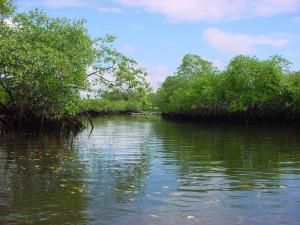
top-left (15, 0), bottom-right (300, 89)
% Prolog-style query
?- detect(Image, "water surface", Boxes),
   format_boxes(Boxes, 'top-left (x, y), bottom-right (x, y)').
top-left (1, 116), bottom-right (300, 225)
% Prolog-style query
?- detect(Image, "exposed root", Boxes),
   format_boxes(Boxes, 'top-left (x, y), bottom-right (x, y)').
top-left (0, 107), bottom-right (84, 135)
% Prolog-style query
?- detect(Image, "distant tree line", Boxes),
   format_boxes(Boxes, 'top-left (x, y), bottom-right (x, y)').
top-left (156, 54), bottom-right (300, 123)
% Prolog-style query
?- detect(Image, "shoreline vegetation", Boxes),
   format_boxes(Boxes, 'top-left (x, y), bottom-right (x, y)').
top-left (0, 1), bottom-right (152, 135)
top-left (156, 54), bottom-right (300, 125)
top-left (2, 1), bottom-right (300, 135)
top-left (79, 99), bottom-right (157, 116)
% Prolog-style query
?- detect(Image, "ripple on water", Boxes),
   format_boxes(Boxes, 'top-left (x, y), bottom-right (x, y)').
top-left (1, 117), bottom-right (300, 225)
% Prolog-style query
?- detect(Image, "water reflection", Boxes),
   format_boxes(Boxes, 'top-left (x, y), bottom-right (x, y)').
top-left (0, 135), bottom-right (89, 225)
top-left (0, 116), bottom-right (300, 225)
top-left (151, 121), bottom-right (300, 225)
top-left (77, 117), bottom-right (153, 224)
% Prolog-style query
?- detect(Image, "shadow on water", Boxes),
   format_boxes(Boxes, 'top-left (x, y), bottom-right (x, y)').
top-left (0, 116), bottom-right (300, 225)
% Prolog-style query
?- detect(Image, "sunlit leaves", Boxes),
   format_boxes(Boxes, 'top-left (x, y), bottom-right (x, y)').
top-left (157, 55), bottom-right (220, 112)
top-left (0, 0), bottom-right (15, 18)
top-left (157, 54), bottom-right (298, 114)
top-left (223, 55), bottom-right (290, 111)
top-left (0, 9), bottom-right (95, 117)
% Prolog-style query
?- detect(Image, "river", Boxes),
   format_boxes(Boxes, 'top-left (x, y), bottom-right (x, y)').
top-left (1, 116), bottom-right (300, 225)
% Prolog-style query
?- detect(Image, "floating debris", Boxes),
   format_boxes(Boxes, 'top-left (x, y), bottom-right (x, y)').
top-left (186, 216), bottom-right (195, 219)
top-left (73, 187), bottom-right (85, 193)
top-left (279, 185), bottom-right (287, 189)
top-left (150, 214), bottom-right (159, 218)
top-left (170, 192), bottom-right (184, 196)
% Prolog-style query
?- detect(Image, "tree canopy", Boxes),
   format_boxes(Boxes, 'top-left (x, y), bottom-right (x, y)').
top-left (157, 54), bottom-right (300, 120)
top-left (0, 0), bottom-right (15, 18)
top-left (0, 1), bottom-right (150, 119)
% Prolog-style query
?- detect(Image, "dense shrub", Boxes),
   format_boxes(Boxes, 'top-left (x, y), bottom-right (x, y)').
top-left (157, 54), bottom-right (300, 122)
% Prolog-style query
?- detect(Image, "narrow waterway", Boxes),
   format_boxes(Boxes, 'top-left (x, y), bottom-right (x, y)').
top-left (1, 116), bottom-right (300, 225)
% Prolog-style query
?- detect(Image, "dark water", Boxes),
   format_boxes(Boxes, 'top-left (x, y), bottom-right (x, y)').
top-left (1, 116), bottom-right (300, 225)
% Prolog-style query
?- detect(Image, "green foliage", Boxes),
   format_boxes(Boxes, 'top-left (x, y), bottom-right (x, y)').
top-left (287, 71), bottom-right (300, 106)
top-left (86, 36), bottom-right (152, 112)
top-left (80, 98), bottom-right (154, 113)
top-left (0, 1), bottom-right (151, 123)
top-left (177, 54), bottom-right (216, 77)
top-left (157, 54), bottom-right (298, 115)
top-left (157, 54), bottom-right (220, 112)
top-left (90, 35), bottom-right (151, 102)
top-left (0, 0), bottom-right (15, 17)
top-left (222, 55), bottom-right (290, 111)
top-left (0, 10), bottom-right (95, 116)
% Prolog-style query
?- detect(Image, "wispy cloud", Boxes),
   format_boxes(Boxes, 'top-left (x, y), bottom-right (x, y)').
top-left (146, 65), bottom-right (170, 90)
top-left (98, 7), bottom-right (124, 14)
top-left (117, 0), bottom-right (300, 22)
top-left (4, 18), bottom-right (17, 28)
top-left (203, 27), bottom-right (288, 54)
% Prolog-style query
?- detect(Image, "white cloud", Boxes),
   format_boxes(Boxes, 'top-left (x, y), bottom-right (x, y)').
top-left (146, 65), bottom-right (170, 90)
top-left (117, 0), bottom-right (300, 22)
top-left (203, 27), bottom-right (288, 54)
top-left (120, 44), bottom-right (135, 53)
top-left (4, 18), bottom-right (17, 28)
top-left (98, 7), bottom-right (124, 13)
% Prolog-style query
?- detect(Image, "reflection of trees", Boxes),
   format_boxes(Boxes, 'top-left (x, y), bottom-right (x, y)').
top-left (2, 116), bottom-right (299, 224)
top-left (153, 120), bottom-right (300, 190)
top-left (76, 116), bottom-right (153, 223)
top-left (0, 135), bottom-right (89, 225)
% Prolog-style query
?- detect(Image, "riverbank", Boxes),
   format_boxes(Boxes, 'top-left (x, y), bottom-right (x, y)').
top-left (3, 106), bottom-right (300, 136)
top-left (162, 107), bottom-right (300, 125)
top-left (0, 101), bottom-right (158, 135)
top-left (0, 107), bottom-right (83, 135)
top-left (79, 99), bottom-right (157, 114)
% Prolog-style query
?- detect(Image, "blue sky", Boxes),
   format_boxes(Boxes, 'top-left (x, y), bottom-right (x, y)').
top-left (15, 0), bottom-right (300, 89)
